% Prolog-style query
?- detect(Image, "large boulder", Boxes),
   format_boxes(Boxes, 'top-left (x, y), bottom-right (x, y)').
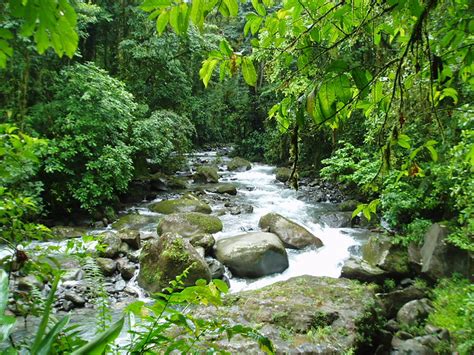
top-left (362, 235), bottom-right (410, 277)
top-left (138, 233), bottom-right (211, 293)
top-left (97, 232), bottom-right (122, 258)
top-left (397, 299), bottom-right (433, 327)
top-left (157, 212), bottom-right (223, 237)
top-left (150, 198), bottom-right (212, 215)
top-left (275, 167), bottom-right (291, 183)
top-left (419, 223), bottom-right (473, 280)
top-left (117, 229), bottom-right (141, 250)
top-left (214, 232), bottom-right (289, 278)
top-left (191, 276), bottom-right (379, 353)
top-left (317, 212), bottom-right (354, 228)
top-left (193, 166), bottom-right (219, 183)
top-left (227, 157), bottom-right (251, 171)
top-left (258, 213), bottom-right (323, 249)
top-left (341, 257), bottom-right (386, 282)
top-left (377, 285), bottom-right (428, 318)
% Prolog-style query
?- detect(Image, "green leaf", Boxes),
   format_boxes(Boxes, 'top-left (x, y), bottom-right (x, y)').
top-left (426, 145), bottom-right (438, 162)
top-left (71, 317), bottom-right (124, 355)
top-left (140, 0), bottom-right (172, 12)
top-left (36, 316), bottom-right (70, 355)
top-left (352, 204), bottom-right (365, 219)
top-left (242, 57), bottom-right (257, 86)
top-left (156, 11), bottom-right (169, 34)
top-left (219, 40), bottom-right (233, 57)
top-left (0, 270), bottom-right (9, 314)
top-left (213, 278), bottom-right (229, 293)
top-left (397, 134), bottom-right (411, 149)
top-left (0, 315), bottom-right (16, 343)
top-left (199, 58), bottom-right (219, 87)
top-left (223, 0), bottom-right (239, 16)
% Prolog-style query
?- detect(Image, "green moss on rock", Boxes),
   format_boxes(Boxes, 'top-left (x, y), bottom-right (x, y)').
top-left (149, 198), bottom-right (212, 214)
top-left (275, 167), bottom-right (292, 183)
top-left (227, 157), bottom-right (251, 171)
top-left (193, 166), bottom-right (219, 183)
top-left (157, 212), bottom-right (223, 237)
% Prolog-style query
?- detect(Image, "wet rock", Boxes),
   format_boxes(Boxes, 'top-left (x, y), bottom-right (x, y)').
top-left (150, 198), bottom-right (212, 215)
top-left (64, 292), bottom-right (86, 307)
top-left (229, 204), bottom-right (254, 215)
top-left (214, 232), bottom-right (289, 278)
top-left (118, 229), bottom-right (141, 250)
top-left (258, 213), bottom-right (323, 249)
top-left (275, 167), bottom-right (291, 183)
top-left (397, 298), bottom-right (433, 327)
top-left (138, 233), bottom-right (211, 293)
top-left (17, 275), bottom-right (43, 291)
top-left (193, 166), bottom-right (219, 183)
top-left (338, 199), bottom-right (360, 212)
top-left (362, 235), bottom-right (410, 277)
top-left (62, 300), bottom-right (75, 312)
top-left (98, 232), bottom-right (122, 258)
top-left (112, 214), bottom-right (158, 231)
top-left (213, 184), bottom-right (237, 195)
top-left (377, 285), bottom-right (428, 318)
top-left (227, 157), bottom-right (251, 171)
top-left (206, 257), bottom-right (225, 279)
top-left (157, 212), bottom-right (223, 237)
top-left (191, 276), bottom-right (377, 353)
top-left (117, 259), bottom-right (136, 281)
top-left (96, 257), bottom-right (117, 276)
top-left (127, 250), bottom-right (140, 263)
top-left (114, 280), bottom-right (127, 292)
top-left (50, 226), bottom-right (88, 239)
top-left (420, 223), bottom-right (473, 280)
top-left (186, 233), bottom-right (215, 254)
top-left (391, 336), bottom-right (437, 354)
top-left (62, 268), bottom-right (82, 282)
top-left (317, 212), bottom-right (354, 228)
top-left (340, 257), bottom-right (386, 282)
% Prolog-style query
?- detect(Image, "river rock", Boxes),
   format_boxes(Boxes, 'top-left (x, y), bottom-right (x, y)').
top-left (193, 166), bottom-right (219, 183)
top-left (206, 257), bottom-right (225, 279)
top-left (317, 212), bottom-right (354, 228)
top-left (50, 226), bottom-right (88, 239)
top-left (117, 259), bottom-right (136, 280)
top-left (275, 167), bottom-right (291, 182)
top-left (397, 298), bottom-right (433, 327)
top-left (191, 275), bottom-right (378, 353)
top-left (258, 213), bottom-right (323, 249)
top-left (420, 223), bottom-right (473, 280)
top-left (157, 212), bottom-right (223, 237)
top-left (150, 198), bottom-right (212, 214)
top-left (138, 233), bottom-right (211, 293)
top-left (362, 235), bottom-right (410, 277)
top-left (227, 157), bottom-right (251, 171)
top-left (340, 257), bottom-right (386, 282)
top-left (96, 257), bottom-right (117, 276)
top-left (377, 285), bottom-right (428, 318)
top-left (391, 336), bottom-right (437, 354)
top-left (117, 229), bottom-right (141, 250)
top-left (186, 233), bottom-right (215, 254)
top-left (214, 184), bottom-right (237, 195)
top-left (338, 199), bottom-right (360, 212)
top-left (112, 214), bottom-right (158, 231)
top-left (17, 275), bottom-right (43, 291)
top-left (64, 292), bottom-right (86, 307)
top-left (214, 232), bottom-right (289, 278)
top-left (98, 232), bottom-right (122, 258)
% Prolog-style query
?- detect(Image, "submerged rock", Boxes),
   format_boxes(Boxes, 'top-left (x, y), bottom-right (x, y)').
top-left (157, 212), bottom-right (223, 237)
top-left (191, 275), bottom-right (378, 353)
top-left (150, 198), bottom-right (212, 215)
top-left (138, 233), bottom-right (211, 293)
top-left (258, 213), bottom-right (323, 249)
top-left (193, 166), bottom-right (219, 183)
top-left (227, 157), bottom-right (251, 171)
top-left (275, 167), bottom-right (291, 183)
top-left (214, 232), bottom-right (288, 278)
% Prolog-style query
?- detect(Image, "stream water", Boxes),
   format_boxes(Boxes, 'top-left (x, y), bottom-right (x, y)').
top-left (6, 150), bottom-right (375, 345)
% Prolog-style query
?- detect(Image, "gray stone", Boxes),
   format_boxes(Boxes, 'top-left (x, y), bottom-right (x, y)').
top-left (114, 280), bottom-right (127, 292)
top-left (117, 259), bottom-right (136, 281)
top-left (193, 166), bottom-right (219, 183)
top-left (391, 337), bottom-right (436, 355)
top-left (61, 268), bottom-right (82, 282)
top-left (214, 184), bottom-right (237, 195)
top-left (275, 167), bottom-right (291, 183)
top-left (98, 232), bottom-right (122, 258)
top-left (378, 285), bottom-right (428, 318)
top-left (362, 235), bottom-right (410, 277)
top-left (259, 213), bottom-right (323, 249)
top-left (317, 212), bottom-right (354, 228)
top-left (214, 232), bottom-right (289, 278)
top-left (397, 298), bottom-right (433, 327)
top-left (118, 229), bottom-right (141, 250)
top-left (420, 223), bottom-right (473, 280)
top-left (17, 275), bottom-right (43, 291)
top-left (186, 233), bottom-right (215, 254)
top-left (206, 257), bottom-right (225, 279)
top-left (227, 157), bottom-right (251, 172)
top-left (341, 257), bottom-right (386, 282)
top-left (64, 292), bottom-right (86, 307)
top-left (157, 212), bottom-right (223, 237)
top-left (96, 257), bottom-right (117, 276)
top-left (138, 233), bottom-right (211, 293)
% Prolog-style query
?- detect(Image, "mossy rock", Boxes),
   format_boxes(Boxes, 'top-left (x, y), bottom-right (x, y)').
top-left (168, 176), bottom-right (189, 189)
top-left (193, 166), bottom-right (219, 183)
top-left (149, 198), bottom-right (212, 215)
top-left (191, 276), bottom-right (379, 353)
top-left (338, 199), bottom-right (361, 212)
top-left (214, 184), bottom-right (237, 195)
top-left (227, 157), bottom-right (251, 172)
top-left (138, 233), bottom-right (211, 293)
top-left (259, 213), bottom-right (323, 249)
top-left (362, 235), bottom-right (410, 276)
top-left (157, 212), bottom-right (223, 237)
top-left (112, 214), bottom-right (159, 231)
top-left (50, 226), bottom-right (89, 239)
top-left (275, 167), bottom-right (292, 183)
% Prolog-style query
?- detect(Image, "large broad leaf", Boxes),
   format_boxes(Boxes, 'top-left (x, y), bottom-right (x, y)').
top-left (242, 57), bottom-right (257, 86)
top-left (35, 316), bottom-right (70, 355)
top-left (71, 317), bottom-right (124, 355)
top-left (199, 58), bottom-right (219, 87)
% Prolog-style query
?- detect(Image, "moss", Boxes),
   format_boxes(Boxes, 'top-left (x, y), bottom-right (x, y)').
top-left (275, 167), bottom-right (291, 182)
top-left (183, 213), bottom-right (223, 233)
top-left (227, 157), bottom-right (251, 171)
top-left (112, 214), bottom-right (158, 230)
top-left (150, 198), bottom-right (212, 214)
top-left (194, 166), bottom-right (219, 183)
